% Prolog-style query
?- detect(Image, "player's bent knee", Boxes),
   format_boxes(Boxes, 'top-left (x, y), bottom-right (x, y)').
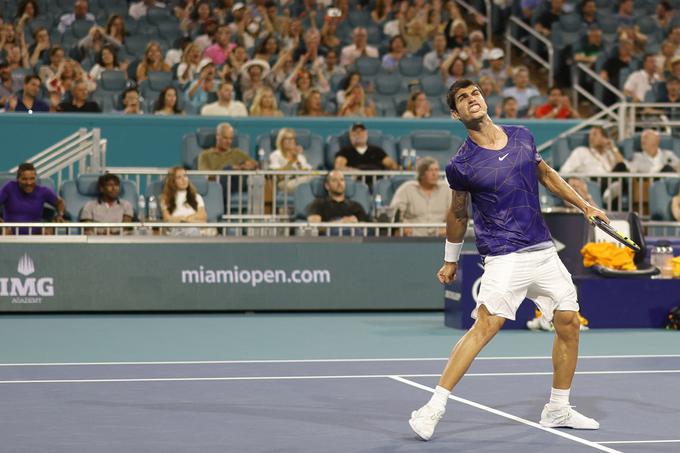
top-left (553, 311), bottom-right (580, 339)
top-left (472, 306), bottom-right (505, 340)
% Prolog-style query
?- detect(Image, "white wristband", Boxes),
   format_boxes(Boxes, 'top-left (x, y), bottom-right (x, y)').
top-left (444, 240), bottom-right (463, 263)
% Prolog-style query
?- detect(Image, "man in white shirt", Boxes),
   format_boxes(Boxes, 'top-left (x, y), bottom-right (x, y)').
top-left (390, 157), bottom-right (451, 237)
top-left (200, 81), bottom-right (248, 117)
top-left (129, 0), bottom-right (166, 20)
top-left (423, 33), bottom-right (450, 74)
top-left (340, 27), bottom-right (379, 68)
top-left (501, 66), bottom-right (539, 112)
top-left (628, 129), bottom-right (679, 173)
top-left (623, 53), bottom-right (662, 102)
top-left (58, 0), bottom-right (95, 34)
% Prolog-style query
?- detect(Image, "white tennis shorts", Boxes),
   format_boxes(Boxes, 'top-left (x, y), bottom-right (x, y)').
top-left (472, 246), bottom-right (579, 322)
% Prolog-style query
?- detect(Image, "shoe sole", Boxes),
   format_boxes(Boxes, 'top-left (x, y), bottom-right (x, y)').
top-left (408, 418), bottom-right (431, 441)
top-left (539, 421), bottom-right (599, 430)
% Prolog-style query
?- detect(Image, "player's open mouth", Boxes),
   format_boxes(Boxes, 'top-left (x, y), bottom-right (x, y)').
top-left (469, 104), bottom-right (481, 113)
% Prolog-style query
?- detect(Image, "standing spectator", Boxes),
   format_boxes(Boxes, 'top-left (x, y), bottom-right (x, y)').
top-left (185, 60), bottom-right (217, 112)
top-left (280, 18), bottom-right (303, 52)
top-left (441, 51), bottom-right (472, 86)
top-left (320, 13), bottom-right (342, 50)
top-left (89, 46), bottom-right (125, 81)
top-left (398, 1), bottom-right (439, 54)
top-left (402, 91), bottom-right (432, 118)
top-left (120, 87), bottom-right (143, 115)
top-left (574, 26), bottom-right (603, 68)
top-left (269, 128), bottom-right (314, 193)
top-left (106, 14), bottom-right (127, 47)
top-left (201, 81), bottom-right (248, 116)
top-left (57, 80), bottom-right (101, 113)
top-left (337, 84), bottom-right (376, 117)
top-left (153, 86), bottom-right (183, 115)
top-left (334, 123), bottom-right (398, 170)
top-left (390, 157), bottom-right (451, 236)
top-left (319, 49), bottom-right (345, 81)
top-left (306, 170), bottom-right (369, 223)
top-left (423, 33), bottom-right (451, 74)
top-left (479, 48), bottom-right (510, 91)
top-left (204, 24), bottom-right (235, 66)
top-left (0, 163), bottom-right (66, 234)
top-left (250, 87), bottom-right (283, 117)
top-left (501, 66), bottom-right (540, 113)
top-left (4, 44), bottom-right (30, 89)
top-left (298, 89), bottom-right (330, 117)
top-left (534, 86), bottom-right (579, 119)
top-left (628, 129), bottom-right (679, 173)
top-left (254, 34), bottom-right (280, 64)
top-left (340, 27), bottom-right (378, 68)
top-left (80, 173), bottom-right (133, 233)
top-left (382, 35), bottom-right (409, 72)
top-left (136, 41), bottom-right (171, 83)
top-left (197, 122), bottom-right (258, 172)
top-left (293, 29), bottom-right (324, 66)
top-left (5, 75), bottom-right (49, 113)
top-left (129, 0), bottom-right (167, 21)
top-left (15, 0), bottom-right (40, 28)
top-left (76, 25), bottom-right (121, 63)
top-left (283, 56), bottom-right (330, 104)
top-left (467, 30), bottom-right (490, 64)
top-left (623, 53), bottom-right (662, 103)
top-left (443, 19), bottom-right (467, 50)
top-left (58, 0), bottom-right (95, 34)
top-left (47, 59), bottom-right (96, 98)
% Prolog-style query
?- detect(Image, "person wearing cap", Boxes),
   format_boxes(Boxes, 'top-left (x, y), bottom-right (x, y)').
top-left (129, 0), bottom-right (166, 21)
top-left (334, 123), bottom-right (398, 171)
top-left (201, 81), bottom-right (248, 116)
top-left (423, 33), bottom-right (451, 74)
top-left (185, 60), bottom-right (217, 112)
top-left (479, 48), bottom-right (510, 90)
top-left (238, 58), bottom-right (273, 105)
top-left (623, 53), bottom-right (662, 103)
top-left (204, 24), bottom-right (236, 66)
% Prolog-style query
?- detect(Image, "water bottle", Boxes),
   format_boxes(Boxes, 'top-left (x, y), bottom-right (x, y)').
top-left (258, 148), bottom-right (268, 170)
top-left (401, 149), bottom-right (409, 170)
top-left (661, 246), bottom-right (674, 279)
top-left (374, 194), bottom-right (383, 221)
top-left (409, 149), bottom-right (417, 169)
top-left (137, 195), bottom-right (146, 222)
top-left (148, 196), bottom-right (158, 221)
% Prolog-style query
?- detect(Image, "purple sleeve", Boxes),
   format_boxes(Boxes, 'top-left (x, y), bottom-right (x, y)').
top-left (532, 134), bottom-right (542, 164)
top-left (39, 186), bottom-right (59, 207)
top-left (445, 161), bottom-right (468, 191)
top-left (0, 183), bottom-right (8, 205)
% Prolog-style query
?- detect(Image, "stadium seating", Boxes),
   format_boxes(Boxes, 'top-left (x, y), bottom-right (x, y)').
top-left (618, 133), bottom-right (680, 161)
top-left (255, 128), bottom-right (326, 169)
top-left (399, 130), bottom-right (464, 168)
top-left (373, 175), bottom-right (413, 206)
top-left (325, 129), bottom-right (398, 168)
top-left (649, 178), bottom-right (680, 221)
top-left (145, 176), bottom-right (224, 222)
top-left (293, 176), bottom-right (372, 220)
top-left (181, 128), bottom-right (252, 169)
top-left (60, 174), bottom-right (138, 221)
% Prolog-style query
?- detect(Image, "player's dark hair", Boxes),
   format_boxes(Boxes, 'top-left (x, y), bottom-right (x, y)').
top-left (98, 173), bottom-right (120, 189)
top-left (16, 162), bottom-right (36, 178)
top-left (446, 79), bottom-right (484, 113)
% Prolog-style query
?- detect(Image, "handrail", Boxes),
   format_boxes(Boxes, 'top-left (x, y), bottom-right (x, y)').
top-left (536, 103), bottom-right (618, 153)
top-left (505, 15), bottom-right (553, 84)
top-left (455, 0), bottom-right (492, 42)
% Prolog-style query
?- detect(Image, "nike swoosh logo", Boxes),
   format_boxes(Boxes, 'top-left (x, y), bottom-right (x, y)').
top-left (498, 153), bottom-right (509, 161)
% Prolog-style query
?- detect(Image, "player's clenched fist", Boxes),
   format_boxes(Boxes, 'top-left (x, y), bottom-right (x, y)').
top-left (437, 262), bottom-right (458, 284)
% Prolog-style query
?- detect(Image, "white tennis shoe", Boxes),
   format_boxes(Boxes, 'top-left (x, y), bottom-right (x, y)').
top-left (409, 404), bottom-right (445, 440)
top-left (539, 404), bottom-right (600, 429)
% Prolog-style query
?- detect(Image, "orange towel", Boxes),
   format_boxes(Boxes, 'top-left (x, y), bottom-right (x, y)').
top-left (580, 242), bottom-right (637, 271)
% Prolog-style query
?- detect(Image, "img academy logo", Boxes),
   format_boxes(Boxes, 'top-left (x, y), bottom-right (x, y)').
top-left (0, 254), bottom-right (54, 304)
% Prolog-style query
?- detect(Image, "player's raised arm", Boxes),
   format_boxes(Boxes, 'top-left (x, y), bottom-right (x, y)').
top-left (536, 160), bottom-right (609, 223)
top-left (437, 189), bottom-right (468, 284)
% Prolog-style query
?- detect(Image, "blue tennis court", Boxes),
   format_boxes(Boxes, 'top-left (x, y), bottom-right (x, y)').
top-left (1, 313), bottom-right (679, 452)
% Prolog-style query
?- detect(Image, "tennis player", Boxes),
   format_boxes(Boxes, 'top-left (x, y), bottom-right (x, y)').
top-left (409, 79), bottom-right (608, 441)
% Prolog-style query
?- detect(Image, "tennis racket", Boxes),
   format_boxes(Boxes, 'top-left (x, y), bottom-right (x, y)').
top-left (589, 216), bottom-right (641, 253)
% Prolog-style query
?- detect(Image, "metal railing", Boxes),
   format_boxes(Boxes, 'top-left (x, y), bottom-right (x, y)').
top-left (536, 103), bottom-right (618, 154)
top-left (615, 102), bottom-right (680, 137)
top-left (455, 0), bottom-right (492, 42)
top-left (9, 128), bottom-right (107, 187)
top-left (505, 15), bottom-right (554, 84)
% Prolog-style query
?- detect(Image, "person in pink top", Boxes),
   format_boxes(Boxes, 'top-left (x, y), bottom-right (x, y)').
top-left (203, 24), bottom-right (235, 66)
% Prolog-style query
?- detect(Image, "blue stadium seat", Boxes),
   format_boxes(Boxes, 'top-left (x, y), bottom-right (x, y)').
top-left (354, 56), bottom-right (382, 78)
top-left (399, 130), bottom-right (464, 168)
top-left (60, 174), bottom-right (138, 221)
top-left (100, 70), bottom-right (127, 92)
top-left (420, 74), bottom-right (447, 97)
top-left (181, 128), bottom-right (252, 169)
top-left (325, 130), bottom-right (398, 169)
top-left (70, 19), bottom-right (96, 39)
top-left (649, 178), bottom-right (680, 221)
top-left (145, 176), bottom-right (224, 222)
top-left (147, 71), bottom-right (174, 91)
top-left (255, 128), bottom-right (325, 170)
top-left (398, 56), bottom-right (424, 78)
top-left (550, 131), bottom-right (589, 170)
top-left (374, 73), bottom-right (404, 97)
top-left (92, 91), bottom-right (117, 113)
top-left (373, 175), bottom-right (413, 206)
top-left (125, 35), bottom-right (148, 59)
top-left (347, 10), bottom-right (371, 27)
top-left (618, 133), bottom-right (680, 161)
top-left (293, 176), bottom-right (371, 220)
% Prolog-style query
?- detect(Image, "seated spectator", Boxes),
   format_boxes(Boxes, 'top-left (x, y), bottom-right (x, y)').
top-left (15, 0), bottom-right (40, 29)
top-left (336, 71), bottom-right (364, 106)
top-left (340, 27), bottom-right (378, 68)
top-left (129, 0), bottom-right (167, 20)
top-left (656, 76), bottom-right (680, 120)
top-left (204, 24), bottom-right (235, 66)
top-left (443, 18), bottom-right (468, 50)
top-left (479, 48), bottom-right (511, 90)
top-left (574, 26), bottom-right (603, 68)
top-left (423, 33), bottom-right (450, 74)
top-left (160, 166), bottom-right (210, 236)
top-left (89, 45), bottom-right (126, 81)
top-left (672, 187), bottom-right (680, 221)
top-left (185, 60), bottom-right (217, 113)
top-left (371, 0), bottom-right (391, 26)
top-left (76, 25), bottom-right (121, 62)
top-left (0, 163), bottom-right (65, 234)
top-left (28, 27), bottom-right (50, 67)
top-left (402, 91), bottom-right (432, 118)
top-left (250, 87), bottom-right (283, 117)
top-left (320, 49), bottom-right (345, 81)
top-left (58, 0), bottom-right (95, 34)
top-left (39, 46), bottom-right (65, 85)
top-left (441, 51), bottom-right (472, 86)
top-left (201, 81), bottom-right (247, 116)
top-left (254, 34), bottom-right (280, 64)
top-left (580, 0), bottom-right (598, 27)
top-left (337, 85), bottom-right (376, 117)
top-left (501, 66), bottom-right (540, 113)
top-left (653, 0), bottom-right (674, 29)
top-left (390, 157), bottom-right (450, 236)
top-left (307, 170), bottom-right (369, 223)
top-left (533, 86), bottom-right (579, 119)
top-left (616, 0), bottom-right (634, 27)
top-left (176, 44), bottom-right (204, 86)
top-left (5, 75), bottom-right (49, 113)
top-left (4, 43), bottom-right (30, 88)
top-left (238, 59), bottom-right (272, 105)
top-left (599, 38), bottom-right (634, 105)
top-left (298, 89), bottom-right (329, 117)
top-left (467, 30), bottom-right (489, 65)
top-left (320, 13), bottom-right (341, 50)
top-left (80, 173), bottom-right (133, 234)
top-left (47, 59), bottom-right (96, 98)
top-left (106, 14), bottom-right (127, 47)
top-left (197, 122), bottom-right (258, 175)
top-left (496, 96), bottom-right (520, 118)
top-left (478, 75), bottom-right (499, 97)
top-left (382, 35), bottom-right (409, 72)
top-left (656, 40), bottom-right (677, 75)
top-left (535, 0), bottom-right (564, 37)
top-left (223, 45), bottom-right (249, 83)
top-left (136, 41), bottom-right (171, 83)
top-left (667, 56), bottom-right (680, 81)
top-left (283, 56), bottom-right (330, 104)
top-left (0, 63), bottom-right (13, 107)
top-left (153, 86), bottom-right (183, 115)
top-left (269, 128), bottom-right (314, 193)
top-left (120, 87), bottom-right (143, 115)
top-left (628, 129), bottom-right (679, 173)
top-left (623, 53), bottom-right (661, 103)
top-left (292, 28), bottom-right (324, 66)
top-left (183, 1), bottom-right (215, 40)
top-left (57, 80), bottom-right (101, 113)
top-left (334, 122), bottom-right (398, 171)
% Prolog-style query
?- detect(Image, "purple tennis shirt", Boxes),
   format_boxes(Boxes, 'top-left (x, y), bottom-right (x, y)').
top-left (0, 181), bottom-right (58, 222)
top-left (445, 125), bottom-right (552, 256)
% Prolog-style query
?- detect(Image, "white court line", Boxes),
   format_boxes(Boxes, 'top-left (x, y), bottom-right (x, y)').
top-left (0, 354), bottom-right (679, 367)
top-left (598, 440), bottom-right (680, 445)
top-left (390, 376), bottom-right (622, 453)
top-left (0, 369), bottom-right (679, 384)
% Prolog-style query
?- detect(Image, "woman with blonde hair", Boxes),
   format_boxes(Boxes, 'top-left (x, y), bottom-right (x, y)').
top-left (268, 128), bottom-right (314, 193)
top-left (160, 167), bottom-right (212, 236)
top-left (337, 85), bottom-right (376, 117)
top-left (136, 41), bottom-right (171, 82)
top-left (176, 43), bottom-right (204, 86)
top-left (249, 87), bottom-right (283, 117)
top-left (402, 90), bottom-right (431, 118)
top-left (298, 89), bottom-right (329, 117)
